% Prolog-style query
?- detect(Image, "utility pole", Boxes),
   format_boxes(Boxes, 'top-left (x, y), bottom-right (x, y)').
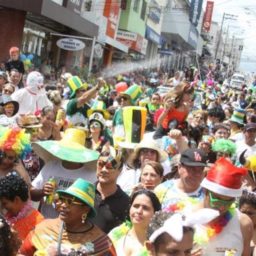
top-left (214, 13), bottom-right (237, 61)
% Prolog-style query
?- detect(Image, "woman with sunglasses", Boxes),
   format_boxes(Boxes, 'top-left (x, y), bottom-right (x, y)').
top-left (0, 127), bottom-right (31, 185)
top-left (109, 189), bottom-right (161, 256)
top-left (86, 112), bottom-right (112, 153)
top-left (20, 178), bottom-right (116, 255)
top-left (154, 82), bottom-right (194, 139)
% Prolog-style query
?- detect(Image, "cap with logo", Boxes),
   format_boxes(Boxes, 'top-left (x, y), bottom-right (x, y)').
top-left (180, 148), bottom-right (207, 167)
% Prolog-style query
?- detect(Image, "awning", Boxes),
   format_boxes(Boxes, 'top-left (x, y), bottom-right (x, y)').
top-left (105, 36), bottom-right (128, 53)
top-left (0, 0), bottom-right (98, 37)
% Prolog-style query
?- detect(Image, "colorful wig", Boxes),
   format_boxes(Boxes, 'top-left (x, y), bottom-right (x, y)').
top-left (212, 139), bottom-right (236, 156)
top-left (0, 127), bottom-right (31, 159)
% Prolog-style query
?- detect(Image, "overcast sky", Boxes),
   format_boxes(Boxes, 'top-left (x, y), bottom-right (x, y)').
top-left (210, 0), bottom-right (256, 72)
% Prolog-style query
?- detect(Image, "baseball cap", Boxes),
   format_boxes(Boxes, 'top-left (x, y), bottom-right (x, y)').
top-left (244, 123), bottom-right (256, 131)
top-left (180, 148), bottom-right (207, 167)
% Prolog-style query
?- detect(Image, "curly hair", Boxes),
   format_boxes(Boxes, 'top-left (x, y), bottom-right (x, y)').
top-left (0, 214), bottom-right (21, 256)
top-left (0, 127), bottom-right (31, 159)
top-left (0, 173), bottom-right (29, 202)
top-left (212, 139), bottom-right (236, 156)
top-left (239, 190), bottom-right (256, 209)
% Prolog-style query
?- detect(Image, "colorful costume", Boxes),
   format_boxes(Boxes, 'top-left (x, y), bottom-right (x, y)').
top-left (108, 221), bottom-right (148, 256)
top-left (20, 218), bottom-right (116, 256)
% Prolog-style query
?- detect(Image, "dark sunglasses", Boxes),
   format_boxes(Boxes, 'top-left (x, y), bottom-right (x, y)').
top-left (56, 195), bottom-right (84, 207)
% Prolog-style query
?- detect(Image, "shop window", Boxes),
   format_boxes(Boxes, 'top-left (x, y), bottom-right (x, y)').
top-left (140, 0), bottom-right (147, 20)
top-left (133, 0), bottom-right (140, 12)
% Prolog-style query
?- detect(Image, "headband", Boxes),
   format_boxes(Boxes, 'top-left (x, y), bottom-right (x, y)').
top-left (149, 209), bottom-right (219, 242)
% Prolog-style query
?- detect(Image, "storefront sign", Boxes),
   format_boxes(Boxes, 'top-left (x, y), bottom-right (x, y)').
top-left (189, 0), bottom-right (203, 27)
top-left (203, 1), bottom-right (214, 32)
top-left (148, 1), bottom-right (161, 24)
top-left (66, 0), bottom-right (83, 14)
top-left (116, 30), bottom-right (145, 54)
top-left (158, 49), bottom-right (173, 55)
top-left (57, 38), bottom-right (85, 51)
top-left (103, 0), bottom-right (120, 39)
top-left (145, 26), bottom-right (161, 45)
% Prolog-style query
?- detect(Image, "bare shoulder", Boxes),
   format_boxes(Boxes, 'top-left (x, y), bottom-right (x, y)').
top-left (239, 212), bottom-right (254, 237)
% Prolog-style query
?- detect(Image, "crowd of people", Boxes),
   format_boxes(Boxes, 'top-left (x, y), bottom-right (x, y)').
top-left (0, 46), bottom-right (256, 255)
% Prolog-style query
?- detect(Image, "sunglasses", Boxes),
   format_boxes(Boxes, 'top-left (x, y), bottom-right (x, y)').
top-left (209, 191), bottom-right (234, 208)
top-left (97, 156), bottom-right (119, 170)
top-left (195, 116), bottom-right (203, 120)
top-left (56, 195), bottom-right (84, 207)
top-left (90, 122), bottom-right (101, 128)
top-left (240, 210), bottom-right (256, 217)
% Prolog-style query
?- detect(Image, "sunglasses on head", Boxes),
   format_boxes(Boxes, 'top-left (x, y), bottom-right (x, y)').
top-left (97, 153), bottom-right (119, 170)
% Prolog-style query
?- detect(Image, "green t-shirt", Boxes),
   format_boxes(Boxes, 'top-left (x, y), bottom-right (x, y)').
top-left (66, 98), bottom-right (90, 126)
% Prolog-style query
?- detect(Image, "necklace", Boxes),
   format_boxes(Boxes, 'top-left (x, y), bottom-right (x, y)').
top-left (64, 221), bottom-right (94, 234)
top-left (194, 206), bottom-right (235, 245)
top-left (6, 201), bottom-right (33, 225)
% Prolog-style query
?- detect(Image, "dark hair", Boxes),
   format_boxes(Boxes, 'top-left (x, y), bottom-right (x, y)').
top-left (150, 93), bottom-right (161, 100)
top-left (239, 190), bottom-right (256, 209)
top-left (41, 106), bottom-right (54, 117)
top-left (0, 173), bottom-right (29, 202)
top-left (147, 211), bottom-right (194, 251)
top-left (133, 149), bottom-right (160, 169)
top-left (0, 214), bottom-right (21, 255)
top-left (141, 161), bottom-right (164, 177)
top-left (212, 123), bottom-right (230, 134)
top-left (130, 189), bottom-right (161, 213)
top-left (208, 107), bottom-right (226, 122)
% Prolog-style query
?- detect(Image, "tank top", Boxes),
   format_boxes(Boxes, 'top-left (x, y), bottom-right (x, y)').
top-left (201, 209), bottom-right (243, 256)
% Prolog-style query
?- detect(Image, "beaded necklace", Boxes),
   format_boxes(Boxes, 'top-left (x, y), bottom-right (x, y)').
top-left (6, 201), bottom-right (33, 225)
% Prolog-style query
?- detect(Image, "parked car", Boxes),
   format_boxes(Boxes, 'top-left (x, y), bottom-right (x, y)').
top-left (230, 73), bottom-right (245, 90)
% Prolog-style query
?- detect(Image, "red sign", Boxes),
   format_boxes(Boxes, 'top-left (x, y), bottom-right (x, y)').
top-left (116, 30), bottom-right (144, 53)
top-left (103, 0), bottom-right (120, 39)
top-left (203, 1), bottom-right (214, 32)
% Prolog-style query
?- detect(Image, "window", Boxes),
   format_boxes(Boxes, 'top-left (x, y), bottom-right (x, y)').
top-left (140, 0), bottom-right (147, 20)
top-left (133, 0), bottom-right (140, 12)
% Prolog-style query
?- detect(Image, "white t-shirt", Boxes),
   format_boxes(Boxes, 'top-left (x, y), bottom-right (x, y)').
top-left (32, 160), bottom-right (97, 218)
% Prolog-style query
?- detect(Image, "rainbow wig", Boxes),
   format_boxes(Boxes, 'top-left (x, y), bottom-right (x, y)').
top-left (0, 127), bottom-right (31, 159)
top-left (212, 139), bottom-right (236, 156)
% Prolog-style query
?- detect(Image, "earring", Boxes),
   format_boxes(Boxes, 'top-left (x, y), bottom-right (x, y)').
top-left (81, 213), bottom-right (87, 224)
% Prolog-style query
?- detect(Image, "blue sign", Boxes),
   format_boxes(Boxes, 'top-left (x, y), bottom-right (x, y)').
top-left (188, 24), bottom-right (199, 49)
top-left (146, 26), bottom-right (161, 45)
top-left (148, 6), bottom-right (161, 24)
top-left (158, 49), bottom-right (173, 55)
top-left (189, 0), bottom-right (203, 27)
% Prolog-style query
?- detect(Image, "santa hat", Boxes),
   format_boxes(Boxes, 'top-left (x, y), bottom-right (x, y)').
top-left (201, 157), bottom-right (247, 197)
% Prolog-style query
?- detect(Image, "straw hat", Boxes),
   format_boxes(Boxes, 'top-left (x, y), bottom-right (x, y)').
top-left (134, 139), bottom-right (168, 162)
top-left (32, 128), bottom-right (99, 163)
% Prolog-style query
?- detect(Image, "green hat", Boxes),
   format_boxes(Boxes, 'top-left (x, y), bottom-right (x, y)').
top-left (57, 178), bottom-right (96, 217)
top-left (118, 106), bottom-right (147, 149)
top-left (87, 100), bottom-right (110, 120)
top-left (120, 84), bottom-right (142, 105)
top-left (229, 108), bottom-right (245, 125)
top-left (67, 76), bottom-right (88, 99)
top-left (32, 128), bottom-right (99, 163)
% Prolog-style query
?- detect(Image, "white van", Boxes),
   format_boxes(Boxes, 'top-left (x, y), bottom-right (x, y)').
top-left (230, 73), bottom-right (245, 90)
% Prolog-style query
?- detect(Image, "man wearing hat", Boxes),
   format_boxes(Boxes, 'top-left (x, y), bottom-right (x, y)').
top-left (229, 108), bottom-right (245, 142)
top-left (236, 123), bottom-right (256, 165)
top-left (112, 84), bottom-right (142, 143)
top-left (155, 148), bottom-right (207, 210)
top-left (66, 76), bottom-right (105, 127)
top-left (30, 128), bottom-right (99, 218)
top-left (195, 157), bottom-right (253, 255)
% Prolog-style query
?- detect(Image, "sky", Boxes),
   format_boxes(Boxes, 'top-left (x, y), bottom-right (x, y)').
top-left (210, 0), bottom-right (256, 73)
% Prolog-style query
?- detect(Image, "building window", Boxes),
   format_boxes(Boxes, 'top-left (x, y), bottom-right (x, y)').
top-left (140, 0), bottom-right (147, 20)
top-left (133, 0), bottom-right (140, 12)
